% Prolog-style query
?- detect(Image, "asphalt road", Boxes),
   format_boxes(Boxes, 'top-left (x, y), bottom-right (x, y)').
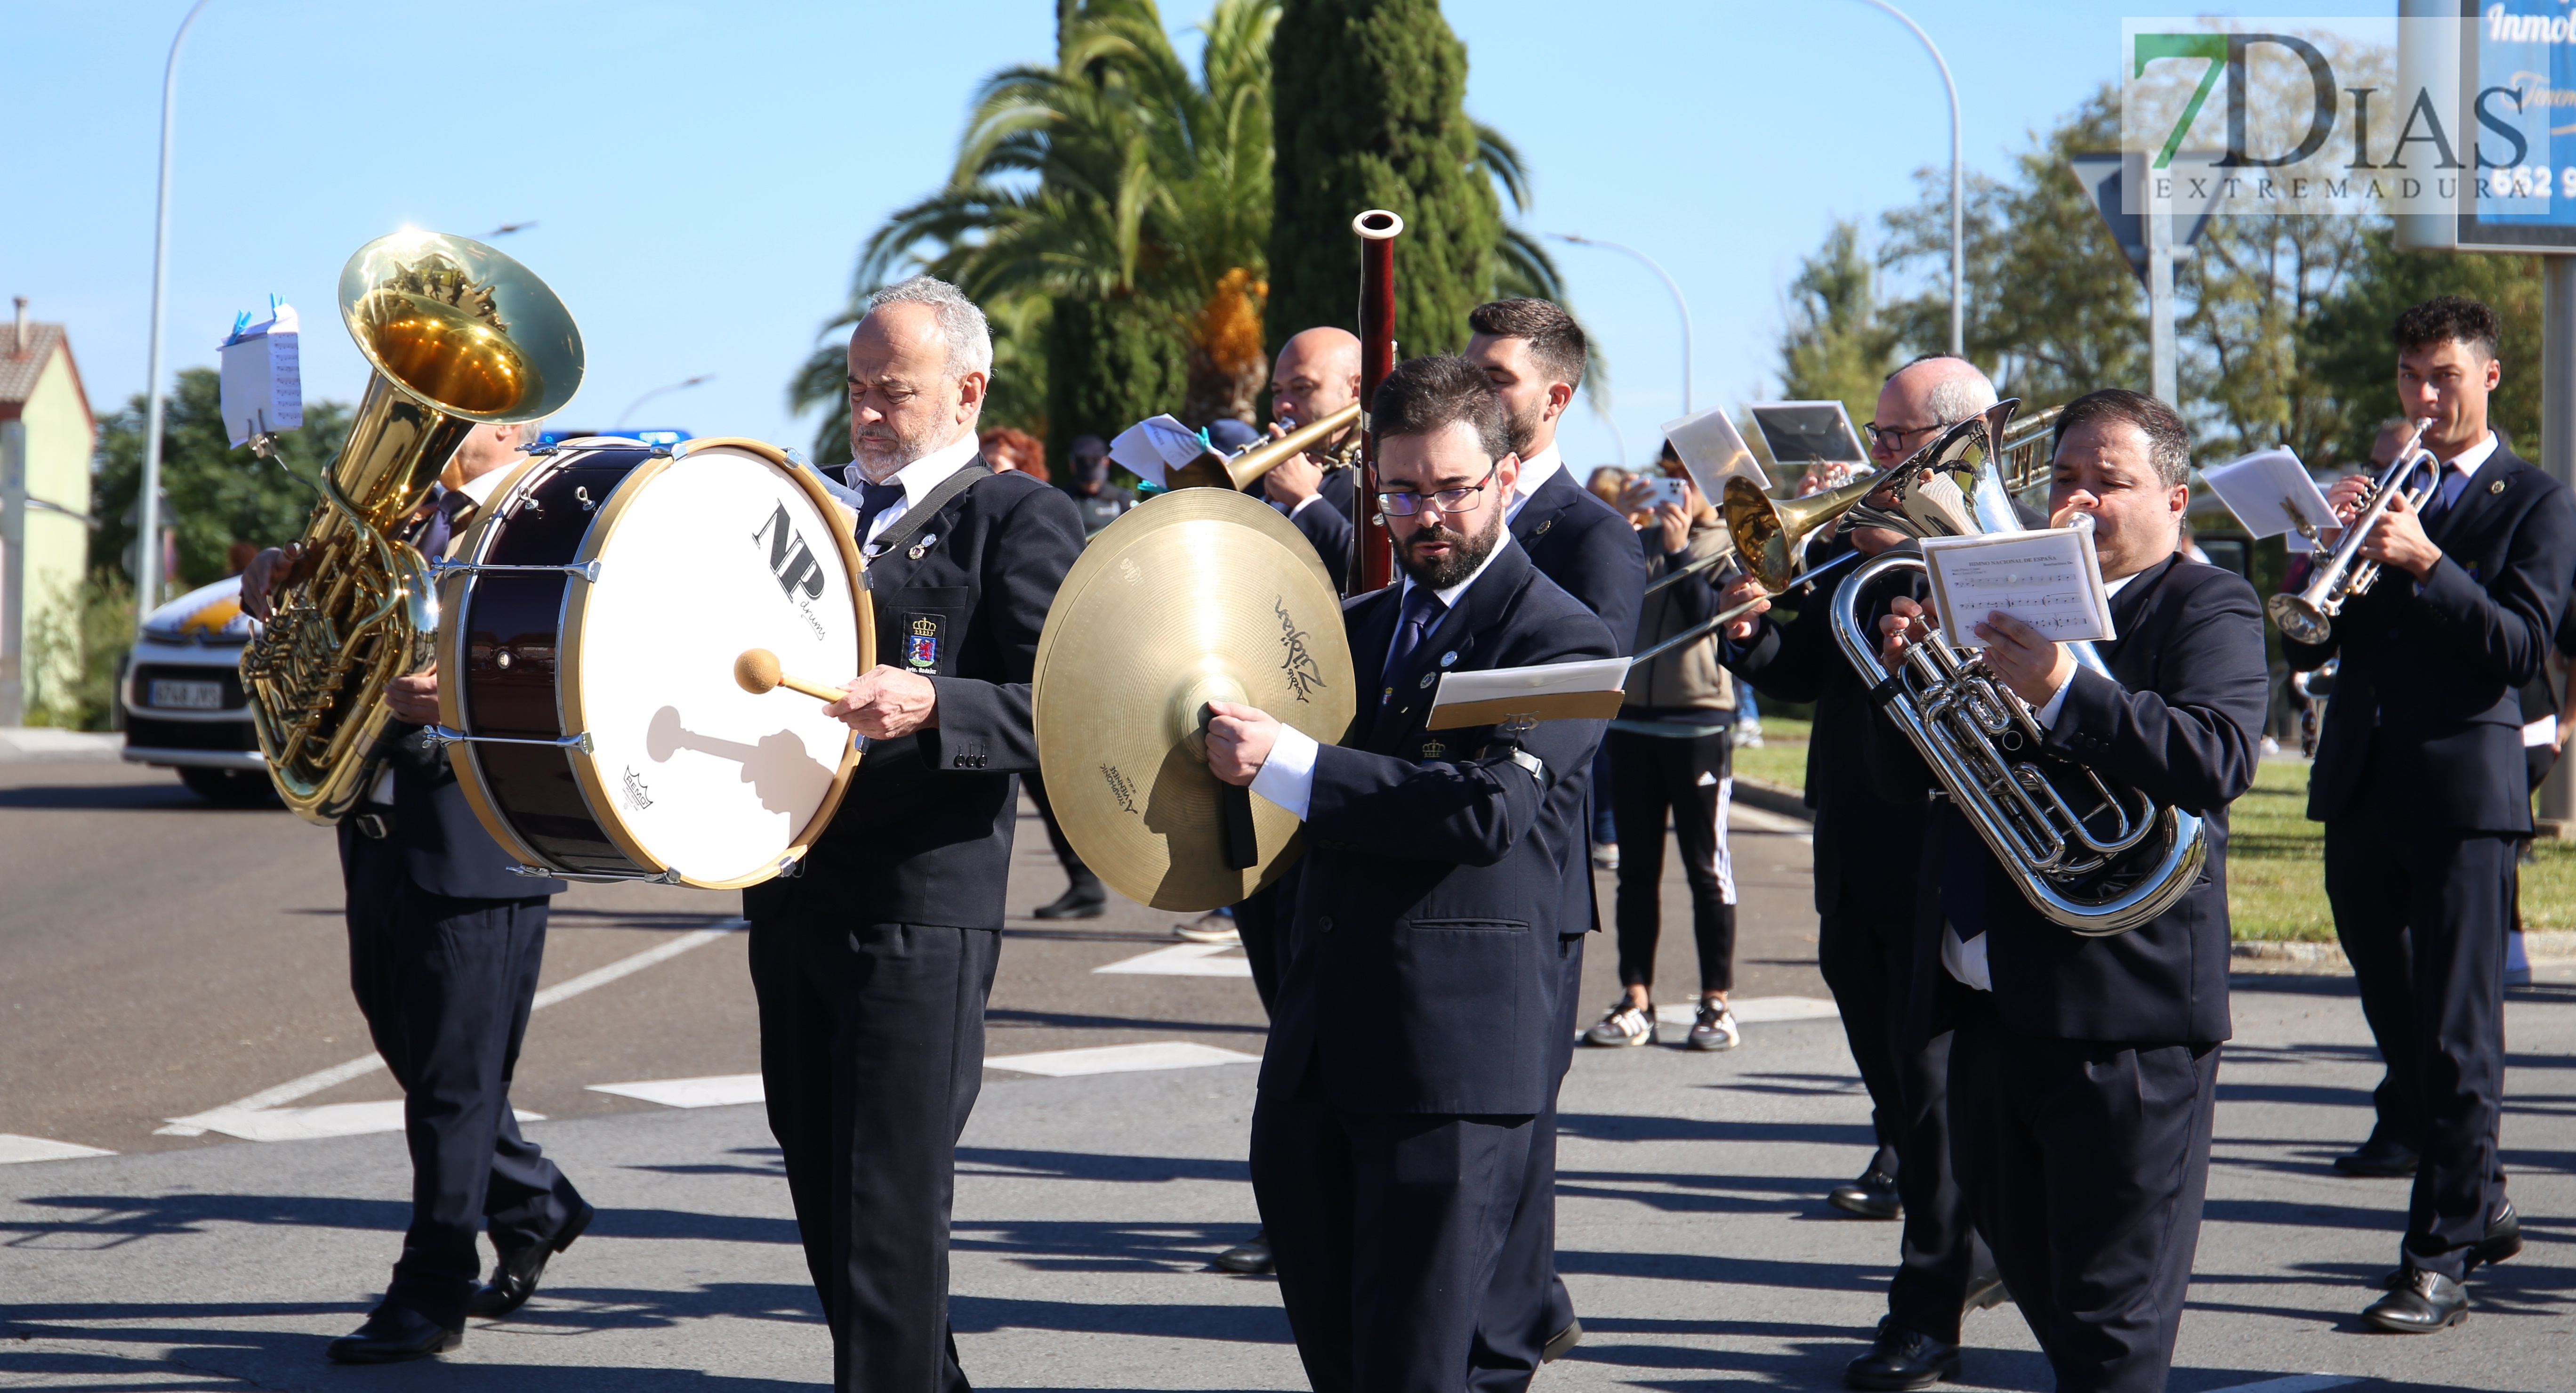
top-left (0, 756), bottom-right (1832, 1162)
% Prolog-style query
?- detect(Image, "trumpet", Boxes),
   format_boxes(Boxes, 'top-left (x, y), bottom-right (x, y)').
top-left (1164, 402), bottom-right (1361, 491)
top-left (2266, 417), bottom-right (2438, 646)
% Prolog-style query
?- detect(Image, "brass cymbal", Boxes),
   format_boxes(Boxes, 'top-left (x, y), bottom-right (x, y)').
top-left (1033, 488), bottom-right (1357, 911)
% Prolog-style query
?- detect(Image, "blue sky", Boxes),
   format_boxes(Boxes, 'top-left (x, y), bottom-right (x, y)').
top-left (8, 0), bottom-right (2368, 471)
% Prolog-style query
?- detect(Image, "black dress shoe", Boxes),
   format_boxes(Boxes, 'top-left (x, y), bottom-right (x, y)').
top-left (2333, 1135), bottom-right (2421, 1177)
top-left (326, 1305), bottom-right (462, 1363)
top-left (2381, 1201), bottom-right (2522, 1288)
top-left (1843, 1320), bottom-right (1961, 1391)
top-left (1216, 1227), bottom-right (1273, 1274)
top-left (1828, 1169), bottom-right (1903, 1220)
top-left (2363, 1268), bottom-right (2468, 1333)
top-left (1962, 1272), bottom-right (2007, 1312)
top-left (1541, 1317), bottom-right (1582, 1363)
top-left (467, 1200), bottom-right (595, 1319)
top-left (1032, 883), bottom-right (1107, 919)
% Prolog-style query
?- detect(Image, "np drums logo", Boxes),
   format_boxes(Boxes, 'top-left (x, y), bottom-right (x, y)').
top-left (2119, 16), bottom-right (2552, 217)
top-left (751, 502), bottom-right (829, 639)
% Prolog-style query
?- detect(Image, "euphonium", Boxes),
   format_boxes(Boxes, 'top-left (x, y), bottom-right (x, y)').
top-left (1826, 401), bottom-right (2208, 936)
top-left (241, 231), bottom-right (583, 825)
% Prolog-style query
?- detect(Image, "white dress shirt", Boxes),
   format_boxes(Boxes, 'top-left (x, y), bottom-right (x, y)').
top-left (1503, 442), bottom-right (1563, 524)
top-left (1248, 537), bottom-right (1515, 820)
top-left (2432, 429), bottom-right (2498, 493)
top-left (1948, 565), bottom-right (2148, 990)
top-left (843, 431), bottom-right (983, 551)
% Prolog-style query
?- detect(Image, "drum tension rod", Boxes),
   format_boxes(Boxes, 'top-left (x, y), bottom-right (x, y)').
top-left (429, 559), bottom-right (604, 583)
top-left (423, 727), bottom-right (596, 755)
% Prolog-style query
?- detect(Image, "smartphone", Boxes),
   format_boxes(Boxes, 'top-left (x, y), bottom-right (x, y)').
top-left (1644, 476), bottom-right (1691, 510)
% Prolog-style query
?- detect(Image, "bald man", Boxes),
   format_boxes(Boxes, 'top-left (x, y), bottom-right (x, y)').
top-left (1719, 354), bottom-right (2005, 1390)
top-left (1256, 327), bottom-right (1365, 591)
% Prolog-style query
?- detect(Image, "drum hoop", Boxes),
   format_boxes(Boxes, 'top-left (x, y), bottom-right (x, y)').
top-left (440, 452), bottom-right (562, 875)
top-left (555, 439), bottom-right (872, 889)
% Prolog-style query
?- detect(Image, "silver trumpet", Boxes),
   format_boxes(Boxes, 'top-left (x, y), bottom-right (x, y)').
top-left (2265, 417), bottom-right (2438, 646)
top-left (1826, 402), bottom-right (2207, 937)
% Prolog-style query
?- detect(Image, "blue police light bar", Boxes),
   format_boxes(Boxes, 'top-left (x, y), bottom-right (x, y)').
top-left (536, 428), bottom-right (695, 448)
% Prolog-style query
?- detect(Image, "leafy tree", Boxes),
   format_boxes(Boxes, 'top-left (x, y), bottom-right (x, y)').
top-left (1267, 0), bottom-right (1563, 356)
top-left (91, 367), bottom-right (352, 593)
top-left (1778, 220), bottom-right (1900, 432)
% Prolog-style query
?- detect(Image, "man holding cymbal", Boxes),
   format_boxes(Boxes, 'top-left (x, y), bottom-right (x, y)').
top-left (1204, 354), bottom-right (1615, 1391)
top-left (747, 275), bottom-right (1084, 1393)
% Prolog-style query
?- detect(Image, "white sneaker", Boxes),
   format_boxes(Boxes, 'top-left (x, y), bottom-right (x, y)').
top-left (1173, 912), bottom-right (1240, 944)
top-left (1590, 841), bottom-right (1620, 871)
top-left (1583, 998), bottom-right (1655, 1047)
top-left (1687, 1002), bottom-right (1740, 1051)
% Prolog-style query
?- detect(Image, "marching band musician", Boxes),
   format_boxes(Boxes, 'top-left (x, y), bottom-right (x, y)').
top-left (240, 421), bottom-right (592, 1364)
top-left (1717, 355), bottom-right (2004, 1391)
top-left (1202, 355), bottom-right (1615, 1393)
top-left (1870, 389), bottom-right (2267, 1393)
top-left (1252, 325), bottom-right (1367, 590)
top-left (1462, 296), bottom-right (1645, 1378)
top-left (2285, 296), bottom-right (2576, 1331)
top-left (747, 276), bottom-right (1085, 1392)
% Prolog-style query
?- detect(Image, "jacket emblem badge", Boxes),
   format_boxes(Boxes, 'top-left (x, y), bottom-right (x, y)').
top-left (906, 616), bottom-right (941, 670)
top-left (2491, 479), bottom-right (2508, 494)
top-left (1419, 738), bottom-right (1448, 761)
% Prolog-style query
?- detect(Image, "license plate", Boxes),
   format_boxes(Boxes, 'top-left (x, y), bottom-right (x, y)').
top-left (147, 679), bottom-right (224, 710)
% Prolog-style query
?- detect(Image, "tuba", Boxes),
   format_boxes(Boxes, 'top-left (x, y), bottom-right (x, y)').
top-left (1825, 401), bottom-right (2207, 936)
top-left (241, 231), bottom-right (584, 824)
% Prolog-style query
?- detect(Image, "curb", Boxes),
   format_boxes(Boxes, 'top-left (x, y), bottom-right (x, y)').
top-left (1733, 777), bottom-right (1811, 822)
top-left (2231, 930), bottom-right (2576, 974)
top-left (0, 728), bottom-right (125, 764)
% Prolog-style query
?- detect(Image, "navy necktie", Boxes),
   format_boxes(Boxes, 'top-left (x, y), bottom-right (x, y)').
top-left (853, 479), bottom-right (906, 545)
top-left (1380, 586), bottom-right (1448, 710)
top-left (2417, 463), bottom-right (2468, 528)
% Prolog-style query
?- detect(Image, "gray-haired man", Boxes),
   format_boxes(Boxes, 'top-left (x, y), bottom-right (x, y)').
top-left (744, 276), bottom-right (1085, 1393)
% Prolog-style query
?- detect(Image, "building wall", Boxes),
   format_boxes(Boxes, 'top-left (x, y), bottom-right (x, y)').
top-left (1, 345), bottom-right (97, 724)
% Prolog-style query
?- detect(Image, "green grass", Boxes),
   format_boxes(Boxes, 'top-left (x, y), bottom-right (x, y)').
top-left (1727, 723), bottom-right (2576, 942)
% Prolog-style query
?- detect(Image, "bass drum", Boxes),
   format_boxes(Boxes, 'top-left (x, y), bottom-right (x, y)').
top-left (434, 436), bottom-right (870, 887)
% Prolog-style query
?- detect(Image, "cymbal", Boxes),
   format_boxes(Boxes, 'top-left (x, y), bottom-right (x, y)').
top-left (1033, 488), bottom-right (1357, 911)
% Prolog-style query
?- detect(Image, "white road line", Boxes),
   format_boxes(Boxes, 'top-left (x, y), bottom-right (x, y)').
top-left (180, 1102), bottom-right (543, 1144)
top-left (0, 1134), bottom-right (117, 1164)
top-left (1649, 995), bottom-right (1840, 1027)
top-left (986, 1041), bottom-right (1261, 1077)
top-left (1093, 942), bottom-right (1254, 977)
top-left (157, 918), bottom-right (747, 1138)
top-left (2198, 1376), bottom-right (2358, 1393)
top-left (589, 1074), bottom-right (766, 1109)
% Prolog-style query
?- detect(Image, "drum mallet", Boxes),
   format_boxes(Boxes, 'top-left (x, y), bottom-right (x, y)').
top-left (734, 648), bottom-right (847, 703)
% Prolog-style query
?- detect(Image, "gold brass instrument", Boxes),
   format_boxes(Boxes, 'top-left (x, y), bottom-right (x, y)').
top-left (2266, 417), bottom-right (2438, 646)
top-left (1165, 402), bottom-right (1363, 492)
top-left (240, 231), bottom-right (584, 824)
top-left (1995, 404), bottom-right (2066, 493)
top-left (1827, 402), bottom-right (2208, 936)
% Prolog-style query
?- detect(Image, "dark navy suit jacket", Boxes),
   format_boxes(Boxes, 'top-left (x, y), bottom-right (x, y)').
top-left (1873, 553), bottom-right (2270, 1048)
top-left (2284, 443), bottom-right (2576, 833)
top-left (746, 461), bottom-right (1086, 928)
top-left (1246, 464), bottom-right (1357, 591)
top-left (1508, 467), bottom-right (1645, 657)
top-left (340, 730), bottom-right (568, 899)
top-left (1260, 540), bottom-right (1615, 1116)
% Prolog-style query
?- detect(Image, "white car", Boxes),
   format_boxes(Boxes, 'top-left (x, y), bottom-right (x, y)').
top-left (120, 576), bottom-right (275, 805)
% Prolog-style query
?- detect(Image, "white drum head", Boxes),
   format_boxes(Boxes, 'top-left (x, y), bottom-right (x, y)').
top-left (564, 443), bottom-right (866, 886)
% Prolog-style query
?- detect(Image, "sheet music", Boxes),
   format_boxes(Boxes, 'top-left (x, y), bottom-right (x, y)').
top-left (1920, 526), bottom-right (2115, 644)
top-left (2200, 447), bottom-right (2337, 553)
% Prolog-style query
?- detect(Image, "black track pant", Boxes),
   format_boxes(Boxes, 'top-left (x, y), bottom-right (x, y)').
top-left (1606, 729), bottom-right (1735, 993)
top-left (2326, 806), bottom-right (2514, 1279)
top-left (1951, 998), bottom-right (2219, 1393)
top-left (1023, 773), bottom-right (1096, 891)
top-left (1817, 894), bottom-right (1989, 1341)
top-left (344, 843), bottom-right (581, 1330)
top-left (751, 913), bottom-right (1000, 1393)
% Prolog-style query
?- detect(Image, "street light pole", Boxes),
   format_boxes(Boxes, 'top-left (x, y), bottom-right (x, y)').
top-left (1550, 234), bottom-right (1692, 413)
top-left (613, 374), bottom-right (716, 429)
top-left (137, 0), bottom-right (213, 623)
top-left (1854, 0), bottom-right (1963, 356)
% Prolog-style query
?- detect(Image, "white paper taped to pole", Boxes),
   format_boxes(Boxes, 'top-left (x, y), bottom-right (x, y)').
top-left (2199, 448), bottom-right (2338, 553)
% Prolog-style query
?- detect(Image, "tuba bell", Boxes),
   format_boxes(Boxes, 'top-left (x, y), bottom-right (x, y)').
top-left (240, 231), bottom-right (584, 824)
top-left (1825, 401), bottom-right (2208, 936)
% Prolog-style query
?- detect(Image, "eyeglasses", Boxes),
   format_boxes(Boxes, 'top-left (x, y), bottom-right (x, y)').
top-left (1376, 463), bottom-right (1500, 517)
top-left (1863, 420), bottom-right (1943, 450)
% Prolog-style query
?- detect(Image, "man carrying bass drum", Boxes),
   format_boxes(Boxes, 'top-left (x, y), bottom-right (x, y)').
top-left (748, 276), bottom-right (1085, 1393)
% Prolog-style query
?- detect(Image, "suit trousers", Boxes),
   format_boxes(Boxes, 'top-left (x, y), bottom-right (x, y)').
top-left (343, 839), bottom-right (580, 1329)
top-left (1817, 895), bottom-right (1988, 1341)
top-left (1253, 1072), bottom-right (1538, 1393)
top-left (2324, 802), bottom-right (2513, 1278)
top-left (1607, 729), bottom-right (1737, 993)
top-left (750, 912), bottom-right (1000, 1393)
top-left (1467, 936), bottom-right (1583, 1393)
top-left (1022, 772), bottom-right (1095, 892)
top-left (1950, 998), bottom-right (2219, 1393)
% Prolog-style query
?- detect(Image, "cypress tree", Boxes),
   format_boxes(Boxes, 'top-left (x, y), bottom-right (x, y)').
top-left (1267, 0), bottom-right (1498, 356)
top-left (1046, 296), bottom-right (1193, 458)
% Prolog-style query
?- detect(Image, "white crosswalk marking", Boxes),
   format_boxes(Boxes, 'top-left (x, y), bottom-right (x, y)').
top-left (589, 1074), bottom-right (766, 1109)
top-left (0, 1134), bottom-right (116, 1164)
top-left (985, 1041), bottom-right (1260, 1076)
top-left (1092, 942), bottom-right (1254, 976)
